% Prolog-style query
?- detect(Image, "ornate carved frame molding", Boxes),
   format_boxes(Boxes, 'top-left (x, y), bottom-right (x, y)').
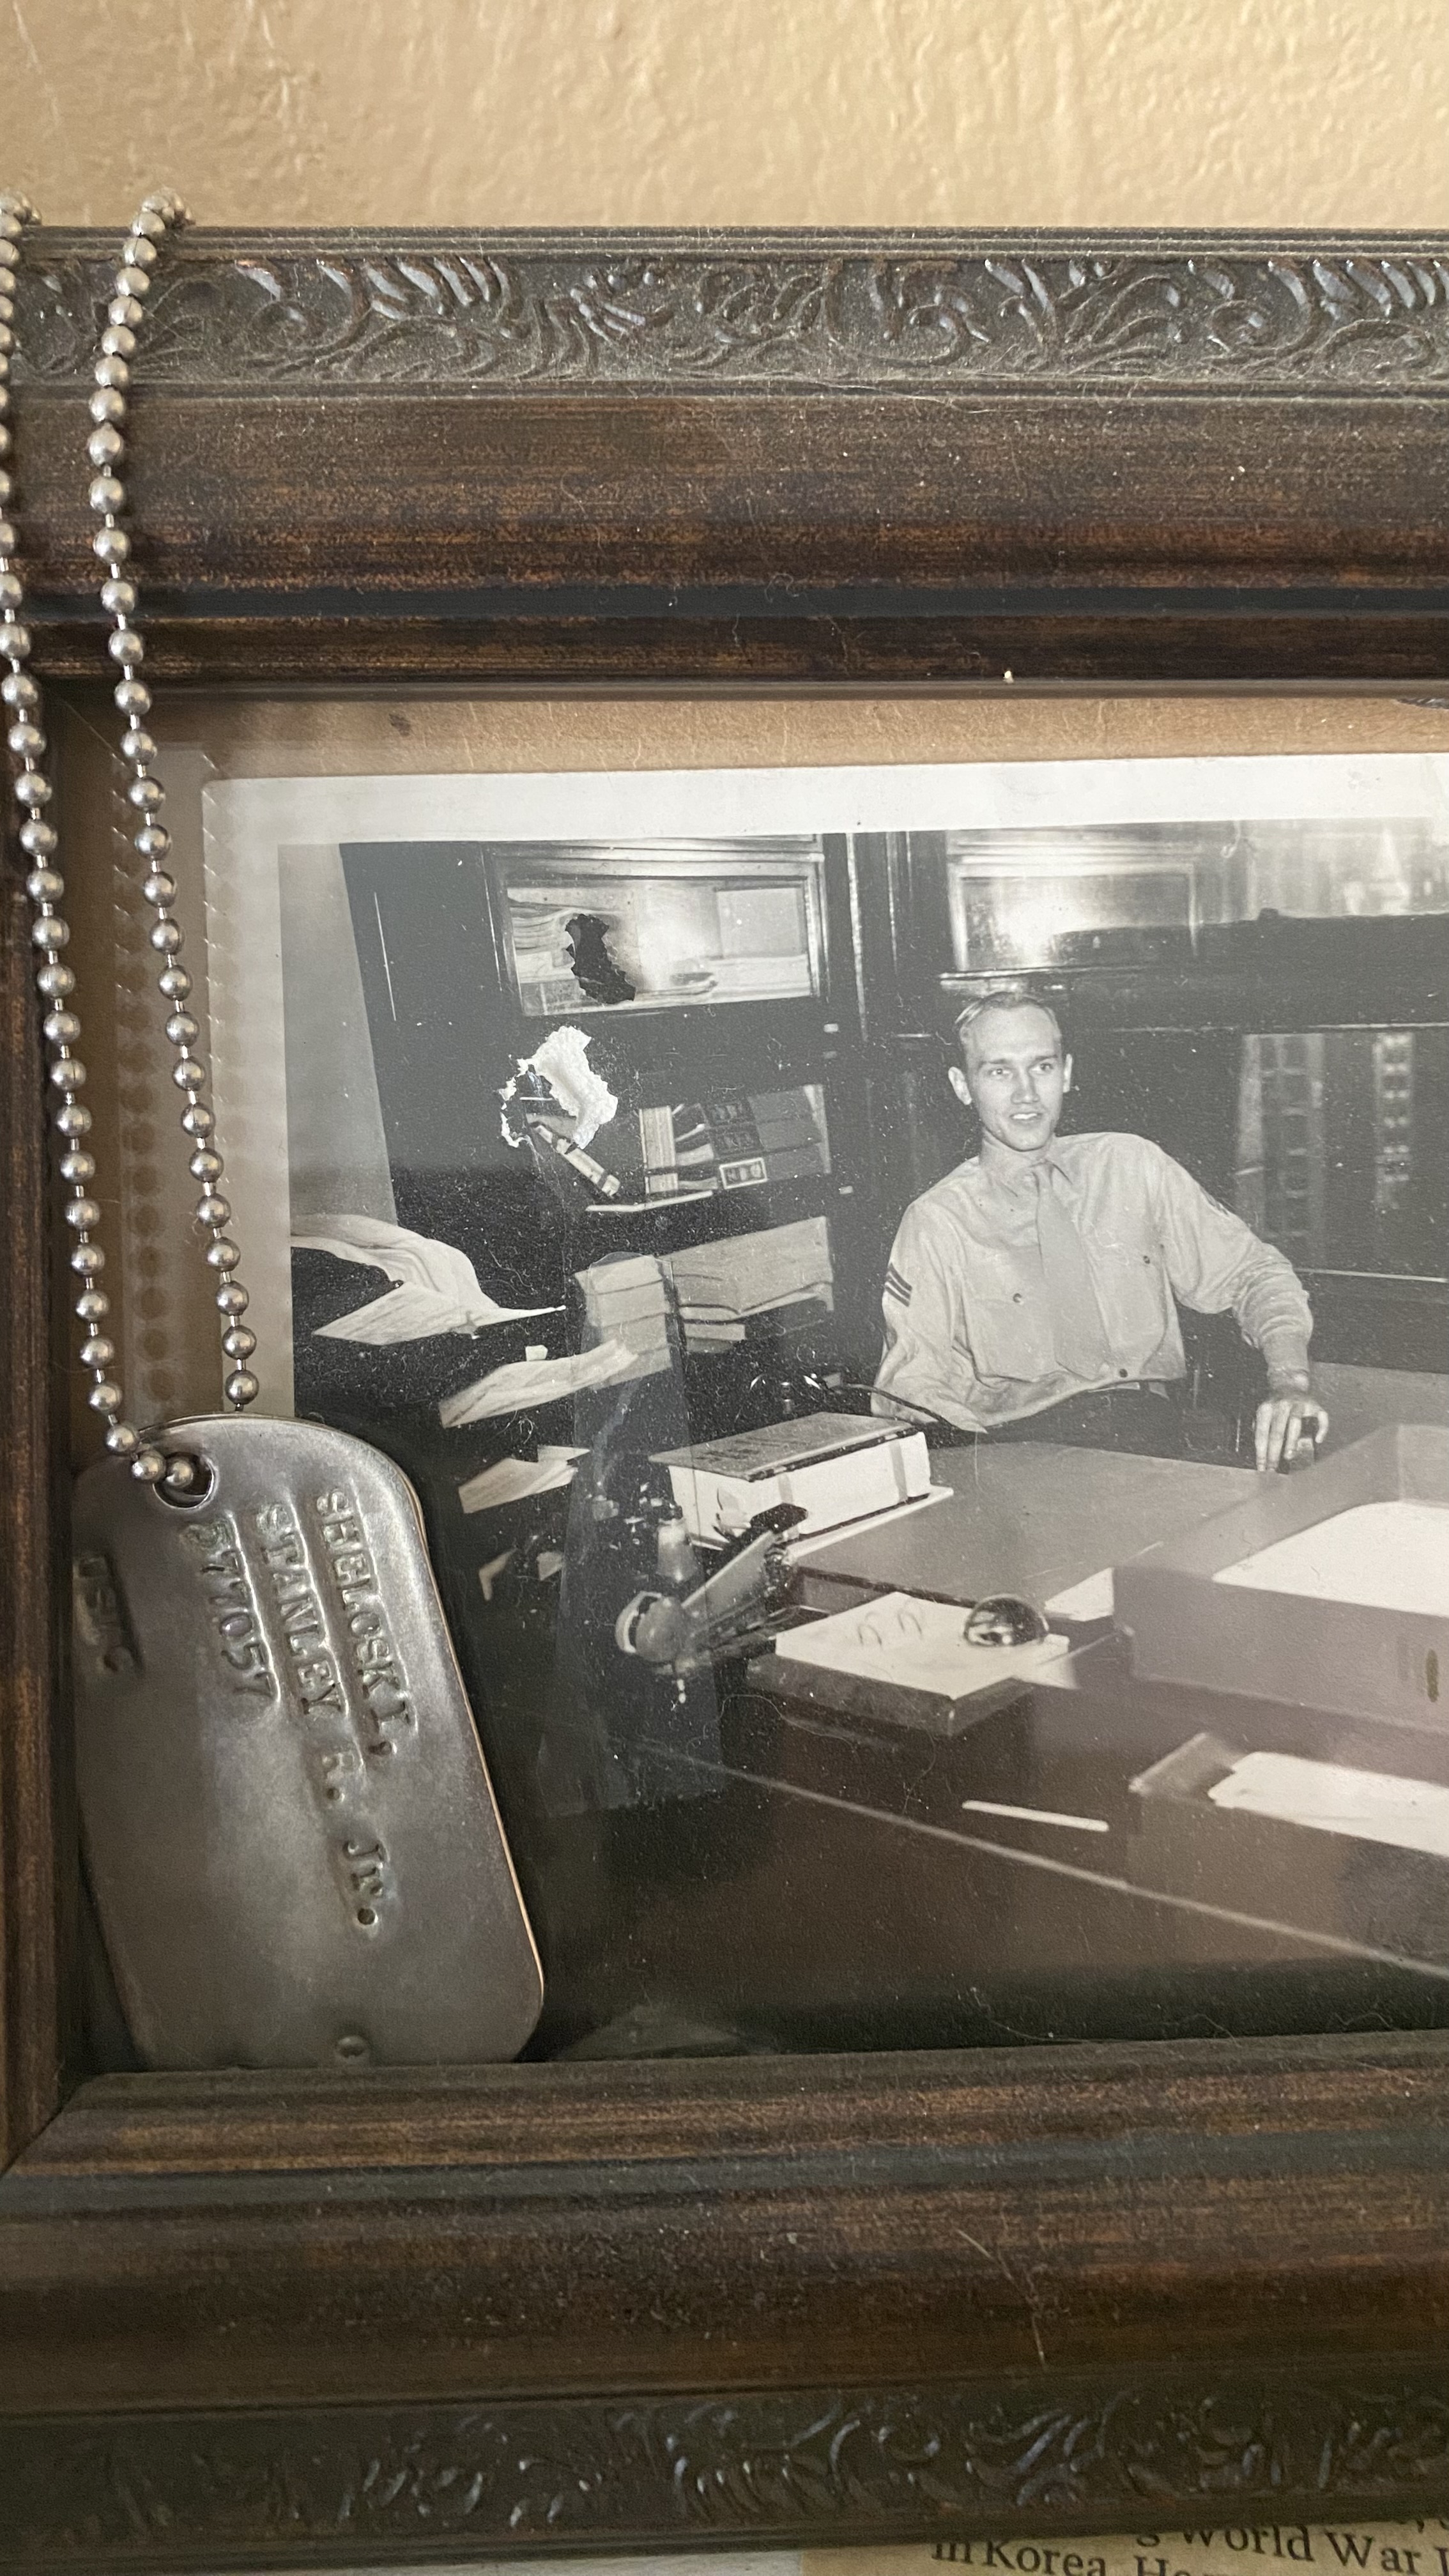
top-left (17, 233), bottom-right (1449, 393)
top-left (3, 229), bottom-right (1449, 2575)
top-left (13, 2370), bottom-right (1449, 2566)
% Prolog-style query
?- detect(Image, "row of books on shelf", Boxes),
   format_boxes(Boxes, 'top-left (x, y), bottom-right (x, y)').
top-left (635, 1087), bottom-right (830, 1199)
top-left (530, 1085), bottom-right (826, 1211)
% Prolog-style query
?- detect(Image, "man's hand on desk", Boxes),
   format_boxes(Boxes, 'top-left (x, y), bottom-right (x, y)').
top-left (1254, 1376), bottom-right (1330, 1472)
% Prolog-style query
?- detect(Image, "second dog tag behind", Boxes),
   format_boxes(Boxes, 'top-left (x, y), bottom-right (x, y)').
top-left (74, 1413), bottom-right (543, 2069)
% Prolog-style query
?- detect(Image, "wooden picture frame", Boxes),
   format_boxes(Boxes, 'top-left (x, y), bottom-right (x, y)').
top-left (3, 226), bottom-right (1449, 2573)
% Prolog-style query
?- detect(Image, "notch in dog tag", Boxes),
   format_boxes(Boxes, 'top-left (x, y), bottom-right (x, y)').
top-left (73, 1414), bottom-right (543, 2069)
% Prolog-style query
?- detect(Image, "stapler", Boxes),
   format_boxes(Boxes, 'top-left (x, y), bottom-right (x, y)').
top-left (614, 1501), bottom-right (806, 1677)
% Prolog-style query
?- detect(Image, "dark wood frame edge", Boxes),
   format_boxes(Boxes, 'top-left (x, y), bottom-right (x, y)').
top-left (8, 2360), bottom-right (1449, 2572)
top-left (3, 227), bottom-right (1449, 2573)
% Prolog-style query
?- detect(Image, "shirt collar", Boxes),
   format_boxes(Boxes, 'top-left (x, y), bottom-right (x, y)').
top-left (974, 1141), bottom-right (1072, 1200)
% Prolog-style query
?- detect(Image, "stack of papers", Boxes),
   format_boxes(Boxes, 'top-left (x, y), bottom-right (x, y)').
top-left (666, 1216), bottom-right (833, 1349)
top-left (578, 1254), bottom-right (673, 1377)
top-left (705, 953), bottom-right (813, 996)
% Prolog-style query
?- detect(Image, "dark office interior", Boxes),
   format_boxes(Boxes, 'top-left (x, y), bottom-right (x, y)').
top-left (282, 818), bottom-right (1449, 2064)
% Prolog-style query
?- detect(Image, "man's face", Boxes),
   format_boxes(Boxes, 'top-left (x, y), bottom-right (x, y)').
top-left (949, 1004), bottom-right (1070, 1158)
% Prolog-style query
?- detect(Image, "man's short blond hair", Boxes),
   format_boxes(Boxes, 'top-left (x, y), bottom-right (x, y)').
top-left (953, 984), bottom-right (1065, 1062)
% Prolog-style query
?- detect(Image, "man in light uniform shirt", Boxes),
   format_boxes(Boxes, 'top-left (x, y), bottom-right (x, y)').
top-left (875, 988), bottom-right (1329, 1471)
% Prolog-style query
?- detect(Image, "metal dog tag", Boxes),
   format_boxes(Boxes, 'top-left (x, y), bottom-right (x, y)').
top-left (73, 1414), bottom-right (543, 2069)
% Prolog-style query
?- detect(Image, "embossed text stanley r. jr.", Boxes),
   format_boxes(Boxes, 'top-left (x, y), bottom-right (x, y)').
top-left (252, 1498), bottom-right (398, 1931)
top-left (254, 1501), bottom-right (347, 1714)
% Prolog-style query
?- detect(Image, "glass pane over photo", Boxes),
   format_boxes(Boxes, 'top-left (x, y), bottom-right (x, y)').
top-left (60, 709), bottom-right (1449, 2073)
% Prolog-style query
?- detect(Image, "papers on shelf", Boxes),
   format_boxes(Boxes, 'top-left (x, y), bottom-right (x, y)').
top-left (772, 1590), bottom-right (1070, 1702)
top-left (1208, 1749), bottom-right (1449, 1861)
top-left (578, 1253), bottom-right (673, 1377)
top-left (440, 1337), bottom-right (643, 1427)
top-left (502, 872), bottom-right (815, 1013)
top-left (295, 1215), bottom-right (558, 1344)
top-left (664, 1215), bottom-right (833, 1349)
top-left (668, 1214), bottom-right (831, 1321)
top-left (1212, 1499), bottom-right (1449, 1616)
top-left (706, 951), bottom-right (812, 995)
top-left (457, 1446), bottom-right (586, 1515)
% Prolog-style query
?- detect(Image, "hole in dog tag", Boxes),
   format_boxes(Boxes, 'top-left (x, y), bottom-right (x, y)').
top-left (73, 1413), bottom-right (543, 2069)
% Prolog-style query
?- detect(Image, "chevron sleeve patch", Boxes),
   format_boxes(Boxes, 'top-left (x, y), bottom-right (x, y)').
top-left (884, 1262), bottom-right (913, 1308)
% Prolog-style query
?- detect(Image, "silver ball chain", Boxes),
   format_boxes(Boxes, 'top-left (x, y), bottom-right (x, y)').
top-left (1, 188), bottom-right (258, 1492)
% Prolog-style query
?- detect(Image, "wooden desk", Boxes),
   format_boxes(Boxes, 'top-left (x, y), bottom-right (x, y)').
top-left (487, 1439), bottom-right (1449, 2057)
top-left (691, 1440), bottom-right (1449, 2044)
top-left (801, 1439), bottom-right (1260, 1608)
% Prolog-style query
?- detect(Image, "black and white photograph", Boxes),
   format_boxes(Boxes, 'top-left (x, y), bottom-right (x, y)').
top-left (202, 749), bottom-right (1449, 2060)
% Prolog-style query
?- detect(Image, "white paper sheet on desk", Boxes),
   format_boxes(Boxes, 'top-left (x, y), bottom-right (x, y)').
top-left (440, 1337), bottom-right (644, 1427)
top-left (1208, 1750), bottom-right (1449, 1860)
top-left (773, 1591), bottom-right (1070, 1701)
top-left (1212, 1499), bottom-right (1449, 1616)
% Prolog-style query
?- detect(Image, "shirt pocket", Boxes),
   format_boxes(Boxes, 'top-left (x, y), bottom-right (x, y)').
top-left (1089, 1234), bottom-right (1172, 1348)
top-left (965, 1247), bottom-right (1054, 1382)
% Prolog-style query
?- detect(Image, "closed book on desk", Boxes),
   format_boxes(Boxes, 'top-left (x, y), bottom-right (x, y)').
top-left (654, 1411), bottom-right (930, 1541)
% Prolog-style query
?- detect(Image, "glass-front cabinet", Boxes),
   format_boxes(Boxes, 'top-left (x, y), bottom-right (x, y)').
top-left (488, 839), bottom-right (826, 1016)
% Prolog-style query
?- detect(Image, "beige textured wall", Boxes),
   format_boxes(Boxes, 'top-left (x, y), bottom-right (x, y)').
top-left (4, 0), bottom-right (1448, 230)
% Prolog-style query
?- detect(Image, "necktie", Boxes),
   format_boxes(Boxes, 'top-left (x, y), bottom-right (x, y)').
top-left (1031, 1164), bottom-right (1114, 1381)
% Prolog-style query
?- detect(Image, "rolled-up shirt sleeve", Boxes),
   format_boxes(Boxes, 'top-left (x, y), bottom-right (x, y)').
top-left (872, 1204), bottom-right (984, 1430)
top-left (1149, 1142), bottom-right (1313, 1383)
